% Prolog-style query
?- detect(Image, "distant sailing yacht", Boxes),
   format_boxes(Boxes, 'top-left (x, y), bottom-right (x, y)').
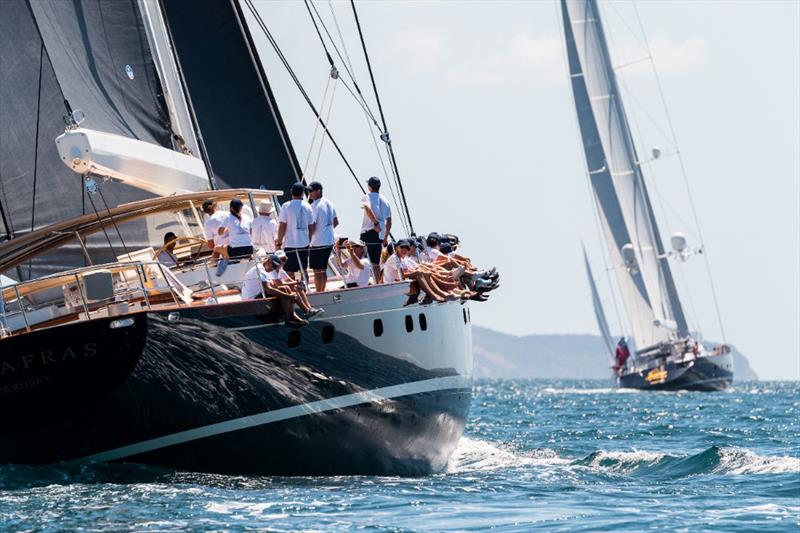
top-left (561, 0), bottom-right (733, 391)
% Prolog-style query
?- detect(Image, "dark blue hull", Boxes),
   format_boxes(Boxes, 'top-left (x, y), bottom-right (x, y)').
top-left (619, 352), bottom-right (734, 391)
top-left (0, 294), bottom-right (473, 475)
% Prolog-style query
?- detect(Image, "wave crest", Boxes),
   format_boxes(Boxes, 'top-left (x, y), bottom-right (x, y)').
top-left (446, 437), bottom-right (569, 473)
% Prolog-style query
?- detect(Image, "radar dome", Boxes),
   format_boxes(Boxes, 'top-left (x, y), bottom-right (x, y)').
top-left (671, 232), bottom-right (688, 252)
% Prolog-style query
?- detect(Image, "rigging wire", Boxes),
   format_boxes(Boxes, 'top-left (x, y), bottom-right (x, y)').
top-left (350, 0), bottom-right (415, 235)
top-left (307, 0), bottom-right (383, 129)
top-left (301, 72), bottom-right (334, 180)
top-left (632, 1), bottom-right (727, 343)
top-left (325, 0), bottom-right (405, 233)
top-left (96, 183), bottom-right (131, 260)
top-left (242, 0), bottom-right (366, 195)
top-left (311, 78), bottom-right (339, 180)
top-left (26, 42), bottom-right (46, 278)
top-left (302, 0), bottom-right (411, 234)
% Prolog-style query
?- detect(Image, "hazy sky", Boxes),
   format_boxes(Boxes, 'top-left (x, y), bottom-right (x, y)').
top-left (245, 0), bottom-right (799, 380)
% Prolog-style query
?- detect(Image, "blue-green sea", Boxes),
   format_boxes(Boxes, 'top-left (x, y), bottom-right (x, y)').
top-left (1, 380), bottom-right (798, 531)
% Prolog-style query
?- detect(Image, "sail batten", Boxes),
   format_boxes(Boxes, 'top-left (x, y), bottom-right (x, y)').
top-left (562, 0), bottom-right (688, 347)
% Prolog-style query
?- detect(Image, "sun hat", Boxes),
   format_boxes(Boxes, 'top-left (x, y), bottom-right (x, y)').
top-left (258, 200), bottom-right (274, 215)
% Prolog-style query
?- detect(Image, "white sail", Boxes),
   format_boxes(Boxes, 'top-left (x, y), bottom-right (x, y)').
top-left (561, 0), bottom-right (688, 349)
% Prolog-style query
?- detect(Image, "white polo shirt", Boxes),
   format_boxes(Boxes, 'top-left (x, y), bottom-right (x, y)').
top-left (241, 264), bottom-right (271, 300)
top-left (203, 210), bottom-right (228, 241)
top-left (251, 215), bottom-right (278, 252)
top-left (344, 256), bottom-right (371, 287)
top-left (220, 213), bottom-right (252, 248)
top-left (382, 254), bottom-right (403, 283)
top-left (311, 197), bottom-right (338, 247)
top-left (360, 192), bottom-right (392, 240)
top-left (279, 199), bottom-right (314, 248)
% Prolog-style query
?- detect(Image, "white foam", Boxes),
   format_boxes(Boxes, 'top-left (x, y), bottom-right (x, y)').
top-left (541, 387), bottom-right (639, 395)
top-left (715, 448), bottom-right (800, 475)
top-left (446, 437), bottom-right (569, 473)
top-left (581, 449), bottom-right (666, 472)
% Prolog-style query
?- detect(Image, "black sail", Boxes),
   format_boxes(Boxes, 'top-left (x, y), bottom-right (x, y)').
top-left (160, 0), bottom-right (301, 191)
top-left (0, 0), bottom-right (173, 278)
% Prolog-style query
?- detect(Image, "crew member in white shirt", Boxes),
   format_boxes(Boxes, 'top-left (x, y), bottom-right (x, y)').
top-left (425, 232), bottom-right (443, 262)
top-left (220, 198), bottom-right (253, 258)
top-left (307, 181), bottom-right (339, 292)
top-left (201, 199), bottom-right (229, 253)
top-left (276, 182), bottom-right (315, 276)
top-left (382, 239), bottom-right (412, 284)
top-left (343, 239), bottom-right (372, 288)
top-left (240, 253), bottom-right (307, 326)
top-left (251, 200), bottom-right (278, 254)
top-left (359, 176), bottom-right (392, 282)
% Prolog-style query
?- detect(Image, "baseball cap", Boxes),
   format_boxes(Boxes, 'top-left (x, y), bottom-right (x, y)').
top-left (306, 181), bottom-right (323, 192)
top-left (397, 239), bottom-right (412, 249)
top-left (290, 182), bottom-right (306, 196)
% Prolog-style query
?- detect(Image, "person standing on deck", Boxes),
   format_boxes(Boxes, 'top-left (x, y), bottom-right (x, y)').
top-left (360, 176), bottom-right (392, 283)
top-left (276, 182), bottom-right (315, 278)
top-left (201, 200), bottom-right (229, 253)
top-left (307, 181), bottom-right (339, 292)
top-left (221, 198), bottom-right (253, 259)
top-left (251, 200), bottom-right (278, 254)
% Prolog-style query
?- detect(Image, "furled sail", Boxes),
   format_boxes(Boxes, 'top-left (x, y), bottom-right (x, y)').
top-left (561, 0), bottom-right (688, 348)
top-left (0, 0), bottom-right (177, 278)
top-left (583, 245), bottom-right (615, 358)
top-left (160, 0), bottom-right (302, 191)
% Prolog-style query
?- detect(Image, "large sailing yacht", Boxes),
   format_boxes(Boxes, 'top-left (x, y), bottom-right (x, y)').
top-left (561, 0), bottom-right (733, 391)
top-left (0, 0), bottom-right (493, 474)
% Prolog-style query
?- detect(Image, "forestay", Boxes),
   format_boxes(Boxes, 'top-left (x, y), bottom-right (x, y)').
top-left (561, 0), bottom-right (688, 348)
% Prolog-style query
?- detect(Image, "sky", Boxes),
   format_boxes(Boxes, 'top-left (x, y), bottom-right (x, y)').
top-left (244, 0), bottom-right (800, 380)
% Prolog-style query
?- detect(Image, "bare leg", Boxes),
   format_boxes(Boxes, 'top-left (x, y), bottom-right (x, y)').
top-left (314, 271), bottom-right (327, 293)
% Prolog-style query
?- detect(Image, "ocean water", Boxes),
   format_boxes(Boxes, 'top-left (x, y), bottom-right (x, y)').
top-left (1, 380), bottom-right (798, 532)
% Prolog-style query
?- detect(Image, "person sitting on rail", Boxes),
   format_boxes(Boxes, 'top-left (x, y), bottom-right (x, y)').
top-left (423, 232), bottom-right (443, 262)
top-left (381, 239), bottom-right (410, 284)
top-left (241, 252), bottom-right (307, 327)
top-left (251, 200), bottom-right (278, 254)
top-left (342, 239), bottom-right (372, 288)
top-left (157, 232), bottom-right (180, 268)
top-left (221, 198), bottom-right (254, 260)
top-left (274, 250), bottom-right (323, 319)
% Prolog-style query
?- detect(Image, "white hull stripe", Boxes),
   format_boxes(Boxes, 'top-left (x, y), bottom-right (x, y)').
top-left (80, 375), bottom-right (471, 464)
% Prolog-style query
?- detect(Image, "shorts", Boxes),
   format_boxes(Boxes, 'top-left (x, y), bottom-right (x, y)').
top-left (309, 245), bottom-right (333, 271)
top-left (360, 230), bottom-right (382, 265)
top-left (227, 245), bottom-right (253, 258)
top-left (284, 247), bottom-right (309, 273)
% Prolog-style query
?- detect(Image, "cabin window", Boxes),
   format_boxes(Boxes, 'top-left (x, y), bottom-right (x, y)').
top-left (419, 313), bottom-right (428, 331)
top-left (467, 308), bottom-right (471, 323)
top-left (405, 315), bottom-right (414, 333)
top-left (463, 308), bottom-right (468, 324)
top-left (373, 319), bottom-right (383, 337)
top-left (288, 330), bottom-right (301, 348)
top-left (322, 325), bottom-right (335, 344)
